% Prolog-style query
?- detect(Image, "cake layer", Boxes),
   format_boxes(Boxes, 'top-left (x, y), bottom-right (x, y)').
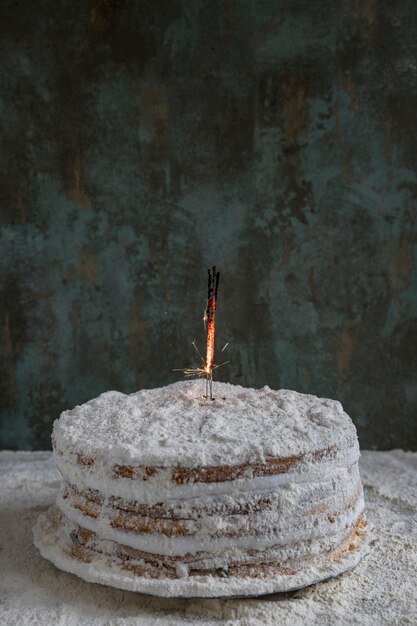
top-left (54, 445), bottom-right (360, 504)
top-left (34, 504), bottom-right (372, 596)
top-left (60, 465), bottom-right (363, 538)
top-left (56, 487), bottom-right (365, 556)
top-left (56, 507), bottom-right (367, 578)
top-left (53, 382), bottom-right (358, 470)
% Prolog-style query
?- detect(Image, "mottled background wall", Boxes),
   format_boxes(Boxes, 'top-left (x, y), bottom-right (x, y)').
top-left (1, 0), bottom-right (417, 451)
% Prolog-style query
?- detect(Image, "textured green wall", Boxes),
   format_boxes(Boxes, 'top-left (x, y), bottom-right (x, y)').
top-left (1, 1), bottom-right (417, 450)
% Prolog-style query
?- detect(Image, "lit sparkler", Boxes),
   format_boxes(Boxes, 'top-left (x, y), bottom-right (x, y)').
top-left (174, 266), bottom-right (228, 400)
top-left (204, 266), bottom-right (220, 399)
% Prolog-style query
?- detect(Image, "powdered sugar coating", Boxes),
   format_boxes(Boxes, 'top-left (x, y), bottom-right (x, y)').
top-left (42, 383), bottom-right (367, 596)
top-left (53, 380), bottom-right (357, 469)
top-left (33, 505), bottom-right (372, 598)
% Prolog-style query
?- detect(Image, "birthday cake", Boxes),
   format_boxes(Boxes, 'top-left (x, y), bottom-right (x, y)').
top-left (33, 380), bottom-right (370, 597)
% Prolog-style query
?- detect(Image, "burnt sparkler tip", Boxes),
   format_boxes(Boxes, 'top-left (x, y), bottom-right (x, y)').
top-left (207, 267), bottom-right (220, 298)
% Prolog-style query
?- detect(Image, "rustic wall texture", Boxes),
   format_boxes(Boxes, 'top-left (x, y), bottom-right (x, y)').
top-left (1, 1), bottom-right (417, 450)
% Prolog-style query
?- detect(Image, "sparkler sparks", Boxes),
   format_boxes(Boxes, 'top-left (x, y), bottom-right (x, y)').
top-left (204, 266), bottom-right (220, 399)
top-left (174, 266), bottom-right (228, 400)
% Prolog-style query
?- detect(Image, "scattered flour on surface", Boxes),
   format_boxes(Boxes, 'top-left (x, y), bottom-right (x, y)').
top-left (1, 450), bottom-right (416, 625)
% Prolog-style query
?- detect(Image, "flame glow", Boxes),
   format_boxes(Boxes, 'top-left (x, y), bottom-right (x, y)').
top-left (174, 266), bottom-right (227, 399)
top-left (205, 290), bottom-right (216, 375)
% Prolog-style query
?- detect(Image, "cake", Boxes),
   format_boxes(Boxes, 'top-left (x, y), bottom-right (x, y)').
top-left (33, 380), bottom-right (370, 597)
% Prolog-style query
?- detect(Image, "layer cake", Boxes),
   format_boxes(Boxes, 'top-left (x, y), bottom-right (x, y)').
top-left (33, 380), bottom-right (370, 597)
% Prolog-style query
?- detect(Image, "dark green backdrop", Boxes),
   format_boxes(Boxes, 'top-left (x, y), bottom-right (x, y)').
top-left (1, 1), bottom-right (417, 450)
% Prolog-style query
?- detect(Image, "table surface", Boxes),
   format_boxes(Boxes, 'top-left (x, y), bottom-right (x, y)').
top-left (1, 450), bottom-right (416, 626)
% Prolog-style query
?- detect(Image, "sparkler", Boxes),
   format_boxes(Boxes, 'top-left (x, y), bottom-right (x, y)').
top-left (204, 266), bottom-right (220, 399)
top-left (174, 266), bottom-right (227, 400)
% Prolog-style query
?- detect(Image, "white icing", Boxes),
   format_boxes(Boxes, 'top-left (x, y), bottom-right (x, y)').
top-left (62, 471), bottom-right (363, 542)
top-left (33, 505), bottom-right (372, 598)
top-left (56, 491), bottom-right (364, 556)
top-left (55, 446), bottom-right (360, 504)
top-left (64, 460), bottom-right (361, 516)
top-left (58, 505), bottom-right (363, 570)
top-left (46, 381), bottom-right (366, 594)
top-left (53, 381), bottom-right (356, 469)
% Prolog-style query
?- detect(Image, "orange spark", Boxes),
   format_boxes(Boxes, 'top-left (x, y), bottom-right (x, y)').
top-left (205, 269), bottom-right (218, 371)
top-left (204, 267), bottom-right (219, 398)
top-left (174, 266), bottom-right (225, 399)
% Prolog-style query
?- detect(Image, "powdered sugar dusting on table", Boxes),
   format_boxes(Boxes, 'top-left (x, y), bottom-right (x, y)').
top-left (2, 450), bottom-right (416, 625)
top-left (53, 380), bottom-right (357, 468)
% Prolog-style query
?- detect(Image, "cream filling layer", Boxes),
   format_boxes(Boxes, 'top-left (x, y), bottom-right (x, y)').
top-left (63, 476), bottom-right (363, 537)
top-left (34, 504), bottom-right (371, 596)
top-left (62, 513), bottom-right (362, 571)
top-left (55, 445), bottom-right (360, 504)
top-left (57, 491), bottom-right (364, 557)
